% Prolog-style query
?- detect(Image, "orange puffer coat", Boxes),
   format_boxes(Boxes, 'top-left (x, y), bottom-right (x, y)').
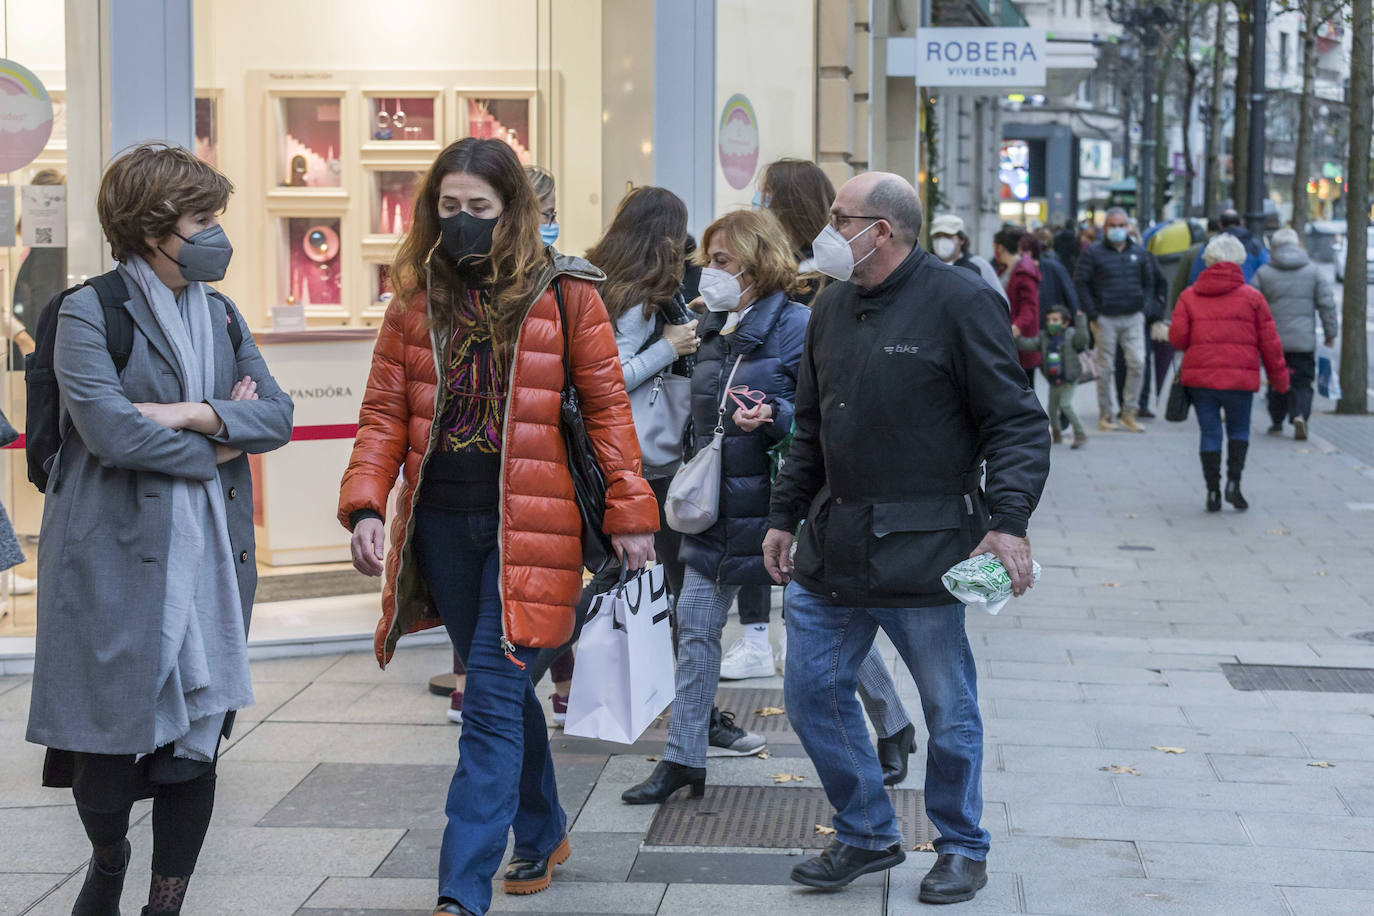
top-left (338, 254), bottom-right (659, 667)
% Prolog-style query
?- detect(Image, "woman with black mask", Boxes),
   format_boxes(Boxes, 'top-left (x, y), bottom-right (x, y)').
top-left (340, 139), bottom-right (658, 916)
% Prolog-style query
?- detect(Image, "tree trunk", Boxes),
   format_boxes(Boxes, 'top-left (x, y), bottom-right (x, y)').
top-left (1181, 5), bottom-right (1197, 216)
top-left (1204, 1), bottom-right (1226, 215)
top-left (1154, 43), bottom-right (1170, 224)
top-left (1290, 2), bottom-right (1321, 235)
top-left (1232, 1), bottom-right (1252, 209)
top-left (1338, 0), bottom-right (1371, 414)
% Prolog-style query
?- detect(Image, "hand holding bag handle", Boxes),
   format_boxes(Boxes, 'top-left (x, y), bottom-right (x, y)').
top-left (664, 354), bottom-right (743, 534)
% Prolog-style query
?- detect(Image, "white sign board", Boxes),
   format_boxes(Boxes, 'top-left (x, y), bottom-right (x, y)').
top-left (20, 185), bottom-right (65, 247)
top-left (912, 28), bottom-right (1047, 88)
top-left (1080, 138), bottom-right (1113, 180)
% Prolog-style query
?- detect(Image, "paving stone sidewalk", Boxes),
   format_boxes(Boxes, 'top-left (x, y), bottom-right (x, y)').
top-left (4, 395), bottom-right (1374, 915)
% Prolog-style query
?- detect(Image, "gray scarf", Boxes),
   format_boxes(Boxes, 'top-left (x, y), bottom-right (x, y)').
top-left (126, 257), bottom-right (252, 762)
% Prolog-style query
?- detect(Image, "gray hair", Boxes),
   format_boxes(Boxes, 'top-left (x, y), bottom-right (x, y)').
top-left (1271, 227), bottom-right (1300, 250)
top-left (1105, 207), bottom-right (1128, 221)
top-left (865, 176), bottom-right (922, 245)
top-left (1203, 232), bottom-right (1247, 266)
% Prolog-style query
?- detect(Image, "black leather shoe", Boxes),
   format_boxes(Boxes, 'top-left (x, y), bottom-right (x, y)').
top-left (877, 723), bottom-right (917, 786)
top-left (74, 839), bottom-right (130, 916)
top-left (790, 839), bottom-right (906, 889)
top-left (919, 853), bottom-right (988, 904)
top-left (1224, 479), bottom-right (1249, 511)
top-left (1137, 407), bottom-right (1156, 419)
top-left (1206, 488), bottom-right (1222, 512)
top-left (621, 760), bottom-right (705, 805)
top-left (503, 835), bottom-right (570, 895)
top-left (432, 901), bottom-right (477, 916)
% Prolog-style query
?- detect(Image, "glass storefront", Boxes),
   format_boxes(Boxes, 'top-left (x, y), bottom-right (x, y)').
top-left (0, 0), bottom-right (819, 645)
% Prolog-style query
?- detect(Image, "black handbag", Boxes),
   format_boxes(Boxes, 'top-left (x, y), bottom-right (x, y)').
top-left (552, 278), bottom-right (618, 576)
top-left (1165, 356), bottom-right (1190, 422)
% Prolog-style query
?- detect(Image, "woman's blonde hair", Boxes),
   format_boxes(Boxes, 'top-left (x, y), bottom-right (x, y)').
top-left (1203, 233), bottom-right (1247, 267)
top-left (391, 139), bottom-right (546, 348)
top-left (693, 209), bottom-right (804, 298)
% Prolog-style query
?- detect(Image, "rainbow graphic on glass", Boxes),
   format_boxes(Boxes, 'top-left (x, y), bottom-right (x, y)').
top-left (0, 59), bottom-right (54, 173)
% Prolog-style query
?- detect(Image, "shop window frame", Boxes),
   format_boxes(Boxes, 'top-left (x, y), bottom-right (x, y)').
top-left (265, 88), bottom-right (352, 200)
top-left (457, 89), bottom-right (538, 164)
top-left (361, 89), bottom-right (444, 153)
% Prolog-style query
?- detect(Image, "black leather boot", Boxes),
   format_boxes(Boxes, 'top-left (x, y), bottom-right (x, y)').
top-left (790, 839), bottom-right (906, 888)
top-left (919, 853), bottom-right (989, 904)
top-left (1225, 440), bottom-right (1249, 510)
top-left (621, 760), bottom-right (706, 805)
top-left (503, 835), bottom-right (570, 895)
top-left (432, 901), bottom-right (478, 916)
top-left (73, 839), bottom-right (130, 916)
top-left (877, 723), bottom-right (917, 786)
top-left (1200, 451), bottom-right (1222, 512)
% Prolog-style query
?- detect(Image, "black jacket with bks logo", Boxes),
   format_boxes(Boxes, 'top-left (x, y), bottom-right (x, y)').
top-left (766, 246), bottom-right (1050, 608)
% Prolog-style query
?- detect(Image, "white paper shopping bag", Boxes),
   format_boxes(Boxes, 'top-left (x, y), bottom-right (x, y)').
top-left (563, 565), bottom-right (676, 744)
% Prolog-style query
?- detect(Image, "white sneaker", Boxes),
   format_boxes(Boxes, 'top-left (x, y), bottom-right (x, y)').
top-left (775, 628), bottom-right (787, 674)
top-left (3, 571), bottom-right (35, 596)
top-left (719, 638), bottom-right (775, 680)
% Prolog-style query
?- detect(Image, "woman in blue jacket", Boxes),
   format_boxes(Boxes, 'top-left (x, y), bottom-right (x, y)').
top-left (623, 208), bottom-right (810, 804)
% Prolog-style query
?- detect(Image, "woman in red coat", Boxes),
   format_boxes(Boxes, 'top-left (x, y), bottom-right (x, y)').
top-left (1169, 233), bottom-right (1289, 512)
top-left (994, 225), bottom-right (1042, 385)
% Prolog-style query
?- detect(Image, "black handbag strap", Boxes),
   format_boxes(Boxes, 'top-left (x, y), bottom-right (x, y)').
top-left (552, 277), bottom-right (571, 391)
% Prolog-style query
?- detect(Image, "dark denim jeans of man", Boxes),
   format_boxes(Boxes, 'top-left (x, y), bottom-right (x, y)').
top-left (1190, 388), bottom-right (1253, 452)
top-left (413, 506), bottom-right (566, 914)
top-left (783, 582), bottom-right (988, 861)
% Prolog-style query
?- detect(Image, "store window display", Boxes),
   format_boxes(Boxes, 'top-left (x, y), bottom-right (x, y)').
top-left (369, 96), bottom-right (437, 143)
top-left (467, 98), bottom-right (531, 164)
top-left (276, 97), bottom-right (342, 188)
top-left (372, 170), bottom-right (425, 236)
top-left (280, 217), bottom-right (342, 306)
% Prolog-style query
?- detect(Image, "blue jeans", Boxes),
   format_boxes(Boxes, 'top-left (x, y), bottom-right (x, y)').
top-left (783, 582), bottom-right (988, 861)
top-left (413, 506), bottom-right (566, 914)
top-left (1190, 388), bottom-right (1253, 452)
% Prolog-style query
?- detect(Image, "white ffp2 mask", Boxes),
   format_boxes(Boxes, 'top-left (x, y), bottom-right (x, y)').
top-left (699, 266), bottom-right (752, 312)
top-left (811, 221), bottom-right (879, 281)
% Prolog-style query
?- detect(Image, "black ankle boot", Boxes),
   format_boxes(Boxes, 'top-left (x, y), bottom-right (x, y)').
top-left (790, 839), bottom-right (906, 888)
top-left (1200, 451), bottom-right (1222, 512)
top-left (72, 839), bottom-right (130, 916)
top-left (1226, 440), bottom-right (1249, 510)
top-left (877, 723), bottom-right (917, 786)
top-left (621, 760), bottom-right (706, 805)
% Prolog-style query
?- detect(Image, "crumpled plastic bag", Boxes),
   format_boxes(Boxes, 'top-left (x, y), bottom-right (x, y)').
top-left (942, 552), bottom-right (1041, 615)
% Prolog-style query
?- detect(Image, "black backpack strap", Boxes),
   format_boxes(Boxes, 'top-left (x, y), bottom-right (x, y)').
top-left (86, 271), bottom-right (134, 372)
top-left (207, 289), bottom-right (244, 352)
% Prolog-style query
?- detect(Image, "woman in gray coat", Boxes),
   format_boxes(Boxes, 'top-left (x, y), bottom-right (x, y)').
top-left (1251, 227), bottom-right (1338, 440)
top-left (25, 144), bottom-right (293, 916)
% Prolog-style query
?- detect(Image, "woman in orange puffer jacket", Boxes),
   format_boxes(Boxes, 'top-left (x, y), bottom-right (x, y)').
top-left (1169, 232), bottom-right (1289, 514)
top-left (338, 138), bottom-right (658, 916)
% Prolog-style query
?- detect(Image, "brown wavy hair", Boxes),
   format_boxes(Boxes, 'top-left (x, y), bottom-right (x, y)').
top-left (760, 158), bottom-right (834, 256)
top-left (693, 209), bottom-right (804, 299)
top-left (96, 143), bottom-right (233, 263)
top-left (391, 139), bottom-right (545, 347)
top-left (584, 187), bottom-right (688, 323)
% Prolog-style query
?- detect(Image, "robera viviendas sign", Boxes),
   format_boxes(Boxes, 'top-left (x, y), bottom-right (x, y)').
top-left (914, 28), bottom-right (1047, 88)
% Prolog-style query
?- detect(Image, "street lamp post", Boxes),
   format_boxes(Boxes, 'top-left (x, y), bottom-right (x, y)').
top-left (1106, 0), bottom-right (1185, 227)
top-left (1245, 0), bottom-right (1268, 238)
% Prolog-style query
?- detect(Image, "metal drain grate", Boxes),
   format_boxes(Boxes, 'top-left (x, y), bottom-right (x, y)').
top-left (644, 785), bottom-right (935, 849)
top-left (711, 687), bottom-right (793, 734)
top-left (1221, 663), bottom-right (1374, 694)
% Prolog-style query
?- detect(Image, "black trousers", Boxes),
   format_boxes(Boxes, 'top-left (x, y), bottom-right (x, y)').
top-left (1268, 351), bottom-right (1317, 425)
top-left (737, 585), bottom-right (775, 626)
top-left (69, 750), bottom-right (217, 878)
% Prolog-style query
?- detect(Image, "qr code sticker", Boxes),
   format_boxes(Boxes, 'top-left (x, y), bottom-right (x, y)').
top-left (33, 227), bottom-right (53, 245)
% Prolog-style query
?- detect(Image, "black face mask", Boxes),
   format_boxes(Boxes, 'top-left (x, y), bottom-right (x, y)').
top-left (438, 211), bottom-right (498, 281)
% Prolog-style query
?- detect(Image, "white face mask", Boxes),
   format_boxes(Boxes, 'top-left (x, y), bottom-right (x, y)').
top-left (811, 221), bottom-right (879, 281)
top-left (699, 266), bottom-right (752, 312)
top-left (932, 237), bottom-right (958, 261)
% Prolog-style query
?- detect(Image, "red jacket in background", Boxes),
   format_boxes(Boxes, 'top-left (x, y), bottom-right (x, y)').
top-left (1169, 262), bottom-right (1290, 393)
top-left (1005, 255), bottom-right (1042, 369)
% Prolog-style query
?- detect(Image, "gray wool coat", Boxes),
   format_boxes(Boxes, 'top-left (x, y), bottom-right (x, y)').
top-left (26, 264), bottom-right (294, 755)
top-left (1250, 245), bottom-right (1338, 353)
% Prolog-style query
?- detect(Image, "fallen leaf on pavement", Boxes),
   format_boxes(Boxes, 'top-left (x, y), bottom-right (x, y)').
top-left (913, 841), bottom-right (936, 852)
top-left (771, 772), bottom-right (805, 783)
top-left (756, 706), bottom-right (786, 717)
top-left (646, 756), bottom-right (659, 762)
top-left (1299, 448), bottom-right (1311, 454)
top-left (1101, 582), bottom-right (1124, 588)
top-left (1151, 746), bottom-right (1187, 755)
top-left (815, 825), bottom-right (836, 836)
top-left (1125, 513), bottom-right (1138, 519)
top-left (1100, 765), bottom-right (1141, 775)
top-left (758, 749), bottom-right (772, 760)
top-left (1266, 529), bottom-right (1292, 536)
top-left (1308, 761), bottom-right (1335, 768)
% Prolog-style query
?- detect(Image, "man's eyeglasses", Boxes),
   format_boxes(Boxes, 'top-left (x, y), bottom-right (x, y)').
top-left (828, 212), bottom-right (883, 231)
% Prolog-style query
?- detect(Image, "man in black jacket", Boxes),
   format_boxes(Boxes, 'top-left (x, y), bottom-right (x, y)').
top-left (763, 172), bottom-right (1049, 905)
top-left (1073, 207), bottom-right (1154, 432)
